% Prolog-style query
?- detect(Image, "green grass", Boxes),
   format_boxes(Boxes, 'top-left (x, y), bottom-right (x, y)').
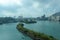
top-left (17, 23), bottom-right (57, 40)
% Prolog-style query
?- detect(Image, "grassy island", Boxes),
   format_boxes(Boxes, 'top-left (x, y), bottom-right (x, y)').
top-left (16, 23), bottom-right (56, 40)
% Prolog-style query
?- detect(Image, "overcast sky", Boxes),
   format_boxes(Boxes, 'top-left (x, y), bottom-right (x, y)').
top-left (0, 0), bottom-right (60, 17)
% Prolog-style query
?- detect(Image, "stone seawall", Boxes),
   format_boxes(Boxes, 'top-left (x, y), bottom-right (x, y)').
top-left (16, 23), bottom-right (56, 40)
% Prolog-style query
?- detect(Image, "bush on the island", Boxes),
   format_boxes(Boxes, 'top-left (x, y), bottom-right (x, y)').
top-left (17, 24), bottom-right (56, 40)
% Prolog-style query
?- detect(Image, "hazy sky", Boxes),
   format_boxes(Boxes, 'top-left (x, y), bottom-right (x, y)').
top-left (0, 0), bottom-right (60, 17)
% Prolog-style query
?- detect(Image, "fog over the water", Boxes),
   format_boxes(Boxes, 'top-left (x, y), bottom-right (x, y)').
top-left (0, 0), bottom-right (60, 17)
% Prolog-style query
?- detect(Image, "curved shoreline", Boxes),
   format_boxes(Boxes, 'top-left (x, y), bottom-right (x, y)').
top-left (16, 23), bottom-right (56, 40)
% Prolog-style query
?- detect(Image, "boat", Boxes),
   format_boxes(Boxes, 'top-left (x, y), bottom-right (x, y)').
top-left (24, 20), bottom-right (37, 24)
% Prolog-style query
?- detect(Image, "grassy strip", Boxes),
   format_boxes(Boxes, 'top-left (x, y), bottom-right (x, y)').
top-left (17, 23), bottom-right (57, 40)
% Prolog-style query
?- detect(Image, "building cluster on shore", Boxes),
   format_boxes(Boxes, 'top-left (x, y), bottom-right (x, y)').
top-left (18, 12), bottom-right (60, 22)
top-left (36, 12), bottom-right (60, 21)
top-left (0, 17), bottom-right (18, 24)
top-left (48, 12), bottom-right (60, 21)
top-left (0, 12), bottom-right (60, 25)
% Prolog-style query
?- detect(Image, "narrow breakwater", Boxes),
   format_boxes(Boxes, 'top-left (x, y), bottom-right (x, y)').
top-left (16, 23), bottom-right (56, 40)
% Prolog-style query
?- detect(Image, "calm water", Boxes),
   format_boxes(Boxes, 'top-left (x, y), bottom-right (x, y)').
top-left (24, 21), bottom-right (60, 40)
top-left (0, 21), bottom-right (60, 40)
top-left (0, 23), bottom-right (32, 40)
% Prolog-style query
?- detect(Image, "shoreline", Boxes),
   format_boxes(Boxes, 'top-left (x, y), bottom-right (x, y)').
top-left (16, 23), bottom-right (56, 40)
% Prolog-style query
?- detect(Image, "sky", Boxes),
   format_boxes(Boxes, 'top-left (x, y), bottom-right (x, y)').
top-left (0, 0), bottom-right (60, 17)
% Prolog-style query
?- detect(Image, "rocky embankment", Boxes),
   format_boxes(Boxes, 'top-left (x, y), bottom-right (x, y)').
top-left (16, 23), bottom-right (56, 40)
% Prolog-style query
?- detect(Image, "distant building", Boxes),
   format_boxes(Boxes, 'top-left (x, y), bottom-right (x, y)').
top-left (17, 16), bottom-right (23, 21)
top-left (18, 16), bottom-right (23, 19)
top-left (37, 17), bottom-right (41, 20)
top-left (41, 14), bottom-right (45, 19)
top-left (36, 15), bottom-right (48, 21)
top-left (49, 12), bottom-right (60, 21)
top-left (40, 14), bottom-right (47, 20)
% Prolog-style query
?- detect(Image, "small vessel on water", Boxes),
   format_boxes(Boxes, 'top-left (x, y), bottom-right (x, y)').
top-left (23, 19), bottom-right (37, 24)
top-left (25, 20), bottom-right (37, 24)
